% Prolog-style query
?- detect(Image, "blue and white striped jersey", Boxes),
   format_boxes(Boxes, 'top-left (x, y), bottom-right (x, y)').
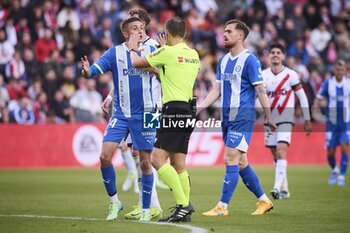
top-left (317, 76), bottom-right (350, 125)
top-left (92, 43), bottom-right (156, 118)
top-left (216, 49), bottom-right (264, 123)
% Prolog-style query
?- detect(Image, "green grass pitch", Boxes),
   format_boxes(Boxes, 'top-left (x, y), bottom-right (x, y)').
top-left (0, 166), bottom-right (349, 233)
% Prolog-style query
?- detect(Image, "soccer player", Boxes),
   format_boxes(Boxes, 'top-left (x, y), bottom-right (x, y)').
top-left (314, 60), bottom-right (350, 186)
top-left (262, 43), bottom-right (312, 199)
top-left (81, 17), bottom-right (156, 221)
top-left (198, 19), bottom-right (276, 216)
top-left (129, 17), bottom-right (200, 222)
top-left (100, 9), bottom-right (164, 221)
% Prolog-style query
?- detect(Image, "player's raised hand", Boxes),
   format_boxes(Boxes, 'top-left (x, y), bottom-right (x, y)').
top-left (101, 95), bottom-right (112, 115)
top-left (304, 120), bottom-right (312, 136)
top-left (129, 33), bottom-right (143, 52)
top-left (156, 33), bottom-right (167, 47)
top-left (81, 55), bottom-right (90, 78)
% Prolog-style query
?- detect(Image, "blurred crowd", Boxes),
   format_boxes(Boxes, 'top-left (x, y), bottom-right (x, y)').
top-left (0, 0), bottom-right (349, 124)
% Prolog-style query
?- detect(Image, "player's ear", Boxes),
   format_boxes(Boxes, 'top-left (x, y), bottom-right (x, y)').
top-left (122, 30), bottom-right (128, 39)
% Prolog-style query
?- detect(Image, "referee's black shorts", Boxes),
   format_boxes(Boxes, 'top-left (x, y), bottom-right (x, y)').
top-left (154, 101), bottom-right (195, 154)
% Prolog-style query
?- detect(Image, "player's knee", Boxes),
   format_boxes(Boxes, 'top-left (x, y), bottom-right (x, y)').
top-left (140, 159), bottom-right (152, 173)
top-left (99, 155), bottom-right (112, 167)
top-left (132, 150), bottom-right (139, 157)
top-left (276, 149), bottom-right (286, 160)
top-left (170, 161), bottom-right (185, 173)
top-left (224, 154), bottom-right (239, 165)
top-left (327, 149), bottom-right (336, 157)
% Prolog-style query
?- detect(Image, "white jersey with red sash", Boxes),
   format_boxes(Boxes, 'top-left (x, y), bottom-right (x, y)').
top-left (262, 66), bottom-right (301, 124)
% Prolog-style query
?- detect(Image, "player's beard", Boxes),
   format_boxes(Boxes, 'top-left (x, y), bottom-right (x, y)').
top-left (224, 41), bottom-right (235, 49)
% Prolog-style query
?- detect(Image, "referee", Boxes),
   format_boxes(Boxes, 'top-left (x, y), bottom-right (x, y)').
top-left (129, 17), bottom-right (200, 223)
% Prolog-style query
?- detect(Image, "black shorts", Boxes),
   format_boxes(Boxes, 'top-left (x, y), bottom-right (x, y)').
top-left (154, 101), bottom-right (195, 154)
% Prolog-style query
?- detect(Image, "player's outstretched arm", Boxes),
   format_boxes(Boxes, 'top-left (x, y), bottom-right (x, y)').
top-left (101, 89), bottom-right (114, 115)
top-left (255, 83), bottom-right (277, 131)
top-left (197, 83), bottom-right (221, 115)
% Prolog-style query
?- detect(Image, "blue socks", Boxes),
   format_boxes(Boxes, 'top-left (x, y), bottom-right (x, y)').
top-left (239, 165), bottom-right (264, 198)
top-left (328, 156), bottom-right (336, 170)
top-left (340, 154), bottom-right (349, 176)
top-left (101, 165), bottom-right (117, 196)
top-left (141, 173), bottom-right (154, 209)
top-left (219, 165), bottom-right (239, 204)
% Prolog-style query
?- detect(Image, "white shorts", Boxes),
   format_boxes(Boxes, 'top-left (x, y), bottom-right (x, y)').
top-left (264, 123), bottom-right (292, 147)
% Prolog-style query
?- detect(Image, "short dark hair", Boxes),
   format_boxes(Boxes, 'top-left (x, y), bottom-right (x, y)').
top-left (165, 17), bottom-right (186, 38)
top-left (121, 17), bottom-right (141, 32)
top-left (269, 43), bottom-right (285, 54)
top-left (128, 9), bottom-right (151, 26)
top-left (225, 19), bottom-right (249, 40)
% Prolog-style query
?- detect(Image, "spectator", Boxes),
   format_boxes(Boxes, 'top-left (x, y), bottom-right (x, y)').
top-left (57, 4), bottom-right (80, 31)
top-left (322, 40), bottom-right (338, 68)
top-left (0, 27), bottom-right (15, 76)
top-left (61, 20), bottom-right (79, 49)
top-left (5, 50), bottom-right (26, 82)
top-left (61, 49), bottom-right (79, 77)
top-left (262, 20), bottom-right (277, 43)
top-left (27, 79), bottom-right (43, 100)
top-left (22, 49), bottom-right (40, 84)
top-left (32, 92), bottom-right (49, 124)
top-left (4, 18), bottom-right (17, 46)
top-left (193, 0), bottom-right (218, 17)
top-left (287, 37), bottom-right (310, 65)
top-left (265, 0), bottom-right (283, 16)
top-left (304, 4), bottom-right (321, 29)
top-left (6, 77), bottom-right (28, 100)
top-left (310, 22), bottom-right (332, 55)
top-left (0, 74), bottom-right (9, 123)
top-left (51, 89), bottom-right (75, 123)
top-left (14, 17), bottom-right (30, 43)
top-left (42, 68), bottom-right (59, 105)
top-left (15, 31), bottom-right (34, 57)
top-left (69, 78), bottom-right (103, 122)
top-left (290, 4), bottom-right (307, 39)
top-left (59, 66), bottom-right (76, 99)
top-left (42, 49), bottom-right (63, 78)
top-left (34, 27), bottom-right (57, 63)
top-left (42, 0), bottom-right (59, 30)
top-left (73, 33), bottom-right (93, 62)
top-left (9, 94), bottom-right (35, 124)
top-left (95, 17), bottom-right (112, 44)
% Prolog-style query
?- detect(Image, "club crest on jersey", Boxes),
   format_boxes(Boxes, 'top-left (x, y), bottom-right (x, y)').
top-left (235, 66), bottom-right (241, 72)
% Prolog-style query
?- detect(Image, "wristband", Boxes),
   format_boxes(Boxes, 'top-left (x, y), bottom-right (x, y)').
top-left (106, 95), bottom-right (112, 101)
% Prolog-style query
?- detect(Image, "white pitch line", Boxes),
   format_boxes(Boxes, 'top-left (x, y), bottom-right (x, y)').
top-left (0, 214), bottom-right (207, 233)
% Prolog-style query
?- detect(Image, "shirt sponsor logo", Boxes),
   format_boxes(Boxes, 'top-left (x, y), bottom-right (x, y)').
top-left (221, 73), bottom-right (238, 83)
top-left (123, 68), bottom-right (148, 76)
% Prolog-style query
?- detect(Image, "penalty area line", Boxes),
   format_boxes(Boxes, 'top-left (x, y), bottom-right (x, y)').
top-left (0, 214), bottom-right (207, 233)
